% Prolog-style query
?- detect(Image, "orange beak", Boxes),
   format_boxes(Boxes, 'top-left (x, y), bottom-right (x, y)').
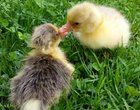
top-left (58, 22), bottom-right (71, 37)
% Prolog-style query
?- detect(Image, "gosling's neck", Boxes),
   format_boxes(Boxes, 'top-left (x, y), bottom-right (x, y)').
top-left (81, 19), bottom-right (104, 36)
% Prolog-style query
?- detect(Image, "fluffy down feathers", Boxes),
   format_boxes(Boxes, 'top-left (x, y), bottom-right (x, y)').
top-left (59, 2), bottom-right (131, 49)
top-left (10, 23), bottom-right (74, 110)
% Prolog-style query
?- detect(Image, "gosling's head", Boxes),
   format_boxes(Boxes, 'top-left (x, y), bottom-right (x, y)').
top-left (67, 2), bottom-right (102, 33)
top-left (58, 2), bottom-right (103, 36)
top-left (30, 23), bottom-right (60, 49)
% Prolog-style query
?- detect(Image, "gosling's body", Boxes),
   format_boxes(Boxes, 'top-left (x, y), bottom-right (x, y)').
top-left (65, 2), bottom-right (131, 49)
top-left (10, 23), bottom-right (74, 110)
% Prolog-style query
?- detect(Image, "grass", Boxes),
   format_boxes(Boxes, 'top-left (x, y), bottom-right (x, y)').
top-left (0, 0), bottom-right (140, 110)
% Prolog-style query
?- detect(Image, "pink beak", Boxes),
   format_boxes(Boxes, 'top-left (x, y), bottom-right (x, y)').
top-left (58, 22), bottom-right (71, 37)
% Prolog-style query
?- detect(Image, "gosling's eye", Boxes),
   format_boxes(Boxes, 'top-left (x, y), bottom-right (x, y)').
top-left (74, 22), bottom-right (80, 25)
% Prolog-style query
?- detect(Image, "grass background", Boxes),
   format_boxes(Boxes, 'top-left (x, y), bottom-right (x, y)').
top-left (0, 0), bottom-right (140, 110)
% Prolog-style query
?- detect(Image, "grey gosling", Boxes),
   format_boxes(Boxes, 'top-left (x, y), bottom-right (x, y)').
top-left (10, 23), bottom-right (74, 110)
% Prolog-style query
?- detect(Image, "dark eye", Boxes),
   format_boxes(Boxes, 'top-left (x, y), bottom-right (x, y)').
top-left (55, 32), bottom-right (59, 36)
top-left (74, 22), bottom-right (80, 25)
